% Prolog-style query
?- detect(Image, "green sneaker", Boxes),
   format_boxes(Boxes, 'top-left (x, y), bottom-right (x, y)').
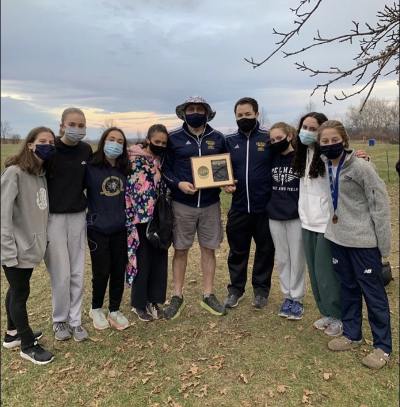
top-left (165, 296), bottom-right (185, 320)
top-left (200, 294), bottom-right (227, 316)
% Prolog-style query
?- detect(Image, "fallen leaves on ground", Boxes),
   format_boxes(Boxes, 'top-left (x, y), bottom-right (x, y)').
top-left (239, 373), bottom-right (248, 384)
top-left (323, 372), bottom-right (332, 381)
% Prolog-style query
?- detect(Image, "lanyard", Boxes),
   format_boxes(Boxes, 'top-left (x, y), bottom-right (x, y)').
top-left (328, 152), bottom-right (346, 212)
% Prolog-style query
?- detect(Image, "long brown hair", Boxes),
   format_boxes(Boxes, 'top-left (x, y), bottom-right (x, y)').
top-left (5, 126), bottom-right (56, 175)
top-left (90, 127), bottom-right (131, 176)
top-left (292, 112), bottom-right (328, 178)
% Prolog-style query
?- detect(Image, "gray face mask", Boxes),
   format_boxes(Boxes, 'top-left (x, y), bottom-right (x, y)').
top-left (64, 127), bottom-right (86, 142)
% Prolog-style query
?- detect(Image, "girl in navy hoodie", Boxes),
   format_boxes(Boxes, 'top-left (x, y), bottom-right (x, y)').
top-left (266, 122), bottom-right (306, 320)
top-left (86, 127), bottom-right (131, 330)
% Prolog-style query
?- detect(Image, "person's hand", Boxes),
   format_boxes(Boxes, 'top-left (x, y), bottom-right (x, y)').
top-left (223, 180), bottom-right (238, 194)
top-left (355, 149), bottom-right (370, 162)
top-left (178, 181), bottom-right (197, 195)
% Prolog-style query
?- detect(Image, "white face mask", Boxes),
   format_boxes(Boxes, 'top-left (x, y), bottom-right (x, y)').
top-left (64, 127), bottom-right (86, 142)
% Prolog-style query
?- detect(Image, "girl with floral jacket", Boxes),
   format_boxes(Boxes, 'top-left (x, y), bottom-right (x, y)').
top-left (126, 124), bottom-right (169, 322)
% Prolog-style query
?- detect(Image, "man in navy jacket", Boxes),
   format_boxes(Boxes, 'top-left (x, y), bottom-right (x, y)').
top-left (223, 97), bottom-right (275, 309)
top-left (162, 96), bottom-right (227, 320)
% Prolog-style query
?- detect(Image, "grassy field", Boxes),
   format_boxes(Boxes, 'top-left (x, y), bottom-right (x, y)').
top-left (1, 142), bottom-right (399, 407)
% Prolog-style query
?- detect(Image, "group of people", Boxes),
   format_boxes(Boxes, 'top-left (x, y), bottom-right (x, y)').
top-left (1, 96), bottom-right (393, 371)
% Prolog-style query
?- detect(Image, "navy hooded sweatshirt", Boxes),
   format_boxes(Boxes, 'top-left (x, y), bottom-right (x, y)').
top-left (266, 150), bottom-right (300, 220)
top-left (85, 161), bottom-right (126, 234)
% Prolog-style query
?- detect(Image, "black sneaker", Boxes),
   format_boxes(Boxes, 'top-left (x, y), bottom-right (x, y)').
top-left (20, 341), bottom-right (54, 365)
top-left (164, 296), bottom-right (185, 320)
top-left (252, 295), bottom-right (267, 309)
top-left (132, 307), bottom-right (154, 322)
top-left (3, 331), bottom-right (43, 349)
top-left (224, 293), bottom-right (243, 308)
top-left (200, 294), bottom-right (227, 316)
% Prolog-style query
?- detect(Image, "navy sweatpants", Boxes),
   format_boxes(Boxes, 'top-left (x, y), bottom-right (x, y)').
top-left (331, 243), bottom-right (392, 354)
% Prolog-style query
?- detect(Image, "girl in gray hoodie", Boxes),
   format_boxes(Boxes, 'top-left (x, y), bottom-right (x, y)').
top-left (317, 120), bottom-right (392, 370)
top-left (1, 126), bottom-right (56, 365)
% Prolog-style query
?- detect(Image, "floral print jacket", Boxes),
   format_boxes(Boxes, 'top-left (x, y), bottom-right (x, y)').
top-left (125, 154), bottom-right (166, 286)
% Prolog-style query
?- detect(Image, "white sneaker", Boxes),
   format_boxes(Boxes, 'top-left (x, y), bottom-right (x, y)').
top-left (108, 311), bottom-right (130, 330)
top-left (324, 318), bottom-right (343, 337)
top-left (89, 308), bottom-right (110, 330)
top-left (313, 316), bottom-right (333, 331)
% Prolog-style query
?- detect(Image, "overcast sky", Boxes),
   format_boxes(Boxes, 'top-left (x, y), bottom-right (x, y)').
top-left (1, 0), bottom-right (397, 140)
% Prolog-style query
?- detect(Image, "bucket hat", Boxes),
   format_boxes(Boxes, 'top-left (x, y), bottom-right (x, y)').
top-left (175, 96), bottom-right (216, 122)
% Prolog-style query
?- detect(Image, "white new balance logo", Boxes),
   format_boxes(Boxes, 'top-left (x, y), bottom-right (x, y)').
top-left (234, 144), bottom-right (239, 149)
top-left (364, 269), bottom-right (372, 274)
top-left (186, 141), bottom-right (191, 145)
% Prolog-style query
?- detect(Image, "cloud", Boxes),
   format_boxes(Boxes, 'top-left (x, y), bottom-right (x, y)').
top-left (1, 0), bottom-right (398, 138)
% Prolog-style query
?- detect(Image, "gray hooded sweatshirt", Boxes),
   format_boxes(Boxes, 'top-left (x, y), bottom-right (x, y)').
top-left (323, 150), bottom-right (392, 258)
top-left (1, 165), bottom-right (49, 268)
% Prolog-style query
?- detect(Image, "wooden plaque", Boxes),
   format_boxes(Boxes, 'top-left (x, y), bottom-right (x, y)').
top-left (190, 153), bottom-right (234, 189)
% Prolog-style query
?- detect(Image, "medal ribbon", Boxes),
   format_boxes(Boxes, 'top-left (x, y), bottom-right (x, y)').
top-left (328, 152), bottom-right (346, 212)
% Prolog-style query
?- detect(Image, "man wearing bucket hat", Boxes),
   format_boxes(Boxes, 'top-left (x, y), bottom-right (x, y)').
top-left (162, 96), bottom-right (227, 320)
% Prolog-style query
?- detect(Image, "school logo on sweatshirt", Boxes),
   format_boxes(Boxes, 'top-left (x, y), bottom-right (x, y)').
top-left (36, 188), bottom-right (48, 210)
top-left (100, 176), bottom-right (124, 196)
top-left (271, 166), bottom-right (299, 190)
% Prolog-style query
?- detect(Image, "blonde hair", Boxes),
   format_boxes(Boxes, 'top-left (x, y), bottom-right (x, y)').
top-left (269, 121), bottom-right (297, 148)
top-left (317, 120), bottom-right (350, 148)
top-left (59, 107), bottom-right (85, 136)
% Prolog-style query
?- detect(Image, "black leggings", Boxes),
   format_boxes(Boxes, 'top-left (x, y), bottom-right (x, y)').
top-left (131, 223), bottom-right (168, 309)
top-left (3, 266), bottom-right (35, 349)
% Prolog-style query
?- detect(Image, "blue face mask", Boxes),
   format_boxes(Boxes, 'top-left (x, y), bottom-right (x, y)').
top-left (320, 142), bottom-right (344, 160)
top-left (33, 144), bottom-right (56, 161)
top-left (104, 141), bottom-right (123, 159)
top-left (299, 129), bottom-right (317, 145)
top-left (185, 113), bottom-right (207, 129)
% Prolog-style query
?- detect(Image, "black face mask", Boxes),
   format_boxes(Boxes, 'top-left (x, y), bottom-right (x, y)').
top-left (185, 113), bottom-right (207, 128)
top-left (237, 118), bottom-right (257, 133)
top-left (149, 142), bottom-right (166, 157)
top-left (320, 142), bottom-right (344, 160)
top-left (271, 137), bottom-right (290, 155)
top-left (33, 144), bottom-right (56, 161)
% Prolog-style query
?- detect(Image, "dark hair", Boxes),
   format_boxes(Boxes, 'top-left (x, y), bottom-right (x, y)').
top-left (292, 112), bottom-right (328, 178)
top-left (5, 126), bottom-right (56, 175)
top-left (90, 127), bottom-right (131, 176)
top-left (234, 97), bottom-right (258, 114)
top-left (142, 124), bottom-right (168, 149)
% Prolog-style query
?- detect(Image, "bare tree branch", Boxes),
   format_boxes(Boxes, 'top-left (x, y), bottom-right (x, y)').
top-left (245, 1), bottom-right (399, 111)
top-left (99, 118), bottom-right (119, 134)
top-left (1, 121), bottom-right (13, 144)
